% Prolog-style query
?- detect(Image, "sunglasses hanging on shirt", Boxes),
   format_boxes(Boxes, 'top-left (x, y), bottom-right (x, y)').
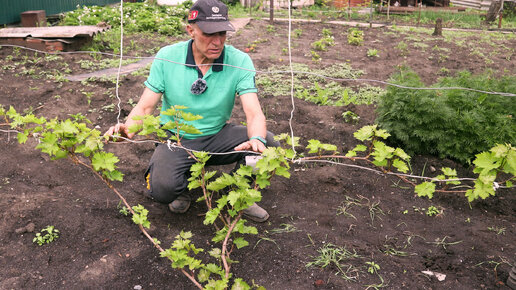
top-left (191, 78), bottom-right (208, 95)
top-left (191, 64), bottom-right (208, 95)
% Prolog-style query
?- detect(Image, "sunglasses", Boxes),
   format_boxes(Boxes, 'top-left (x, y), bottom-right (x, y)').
top-left (191, 78), bottom-right (208, 95)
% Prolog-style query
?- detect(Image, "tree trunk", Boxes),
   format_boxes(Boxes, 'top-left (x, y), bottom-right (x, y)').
top-left (433, 18), bottom-right (443, 36)
top-left (485, 0), bottom-right (502, 23)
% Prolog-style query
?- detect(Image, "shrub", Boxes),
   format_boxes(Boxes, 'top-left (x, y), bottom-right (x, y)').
top-left (376, 67), bottom-right (516, 164)
top-left (61, 2), bottom-right (189, 36)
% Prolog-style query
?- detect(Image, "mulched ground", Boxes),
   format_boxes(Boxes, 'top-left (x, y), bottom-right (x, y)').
top-left (0, 19), bottom-right (515, 289)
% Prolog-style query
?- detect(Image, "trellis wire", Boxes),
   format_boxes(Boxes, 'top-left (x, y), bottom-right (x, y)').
top-left (2, 44), bottom-right (514, 97)
top-left (0, 127), bottom-right (487, 185)
top-left (1, 3), bottom-right (514, 188)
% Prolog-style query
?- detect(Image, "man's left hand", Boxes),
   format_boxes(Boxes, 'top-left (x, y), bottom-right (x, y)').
top-left (235, 139), bottom-right (266, 153)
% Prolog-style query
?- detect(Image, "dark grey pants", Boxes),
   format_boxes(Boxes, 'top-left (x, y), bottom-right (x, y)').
top-left (145, 124), bottom-right (279, 204)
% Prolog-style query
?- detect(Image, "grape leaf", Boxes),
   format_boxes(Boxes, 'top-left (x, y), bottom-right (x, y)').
top-left (415, 182), bottom-right (436, 199)
top-left (233, 237), bottom-right (249, 249)
top-left (92, 152), bottom-right (119, 172)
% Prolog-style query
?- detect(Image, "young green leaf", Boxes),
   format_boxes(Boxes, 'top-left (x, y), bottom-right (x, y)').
top-left (232, 237), bottom-right (249, 249)
top-left (103, 170), bottom-right (124, 182)
top-left (392, 158), bottom-right (409, 173)
top-left (415, 182), bottom-right (436, 199)
top-left (204, 208), bottom-right (221, 225)
top-left (231, 278), bottom-right (251, 290)
top-left (131, 204), bottom-right (150, 228)
top-left (17, 130), bottom-right (29, 144)
top-left (92, 152), bottom-right (119, 172)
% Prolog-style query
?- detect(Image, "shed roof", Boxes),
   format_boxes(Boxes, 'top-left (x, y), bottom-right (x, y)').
top-left (0, 26), bottom-right (109, 38)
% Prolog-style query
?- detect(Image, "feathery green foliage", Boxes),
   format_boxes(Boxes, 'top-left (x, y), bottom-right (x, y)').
top-left (376, 67), bottom-right (516, 164)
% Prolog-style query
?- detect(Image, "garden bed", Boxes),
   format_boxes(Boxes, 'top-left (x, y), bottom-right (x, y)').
top-left (0, 19), bottom-right (515, 289)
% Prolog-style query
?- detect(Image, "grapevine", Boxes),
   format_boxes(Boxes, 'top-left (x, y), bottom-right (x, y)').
top-left (1, 104), bottom-right (514, 289)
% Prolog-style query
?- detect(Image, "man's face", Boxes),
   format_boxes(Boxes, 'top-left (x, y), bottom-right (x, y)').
top-left (187, 24), bottom-right (227, 62)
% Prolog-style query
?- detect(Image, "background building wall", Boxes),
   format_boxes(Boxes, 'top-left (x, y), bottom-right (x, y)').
top-left (0, 0), bottom-right (121, 25)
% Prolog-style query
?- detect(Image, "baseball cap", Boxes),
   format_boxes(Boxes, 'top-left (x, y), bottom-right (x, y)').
top-left (187, 0), bottom-right (235, 34)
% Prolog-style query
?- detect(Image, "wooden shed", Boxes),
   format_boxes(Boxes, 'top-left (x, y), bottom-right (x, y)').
top-left (449, 0), bottom-right (514, 10)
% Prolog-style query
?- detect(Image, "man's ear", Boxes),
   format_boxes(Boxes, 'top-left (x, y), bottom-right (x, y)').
top-left (186, 24), bottom-right (194, 38)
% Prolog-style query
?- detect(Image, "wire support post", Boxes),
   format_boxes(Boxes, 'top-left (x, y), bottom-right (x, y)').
top-left (115, 0), bottom-right (124, 126)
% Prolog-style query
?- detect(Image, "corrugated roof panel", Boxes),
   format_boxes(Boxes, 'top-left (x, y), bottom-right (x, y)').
top-left (0, 26), bottom-right (110, 38)
top-left (450, 0), bottom-right (491, 9)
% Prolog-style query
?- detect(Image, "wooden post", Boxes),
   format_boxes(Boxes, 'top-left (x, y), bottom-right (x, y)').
top-left (369, 0), bottom-right (374, 28)
top-left (348, 0), bottom-right (351, 20)
top-left (498, 0), bottom-right (505, 28)
top-left (417, 0), bottom-right (422, 26)
top-left (432, 18), bottom-right (442, 36)
top-left (486, 0), bottom-right (502, 23)
top-left (270, 0), bottom-right (274, 24)
top-left (387, 0), bottom-right (391, 20)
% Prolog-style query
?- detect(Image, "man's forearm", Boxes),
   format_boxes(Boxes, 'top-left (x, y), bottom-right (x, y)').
top-left (124, 105), bottom-right (149, 127)
top-left (125, 87), bottom-right (162, 127)
top-left (246, 113), bottom-right (267, 139)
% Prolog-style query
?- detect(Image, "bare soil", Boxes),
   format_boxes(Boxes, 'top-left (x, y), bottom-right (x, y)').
top-left (1, 19), bottom-right (515, 289)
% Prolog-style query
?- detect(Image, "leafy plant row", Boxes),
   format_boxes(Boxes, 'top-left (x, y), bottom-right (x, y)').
top-left (61, 2), bottom-right (190, 36)
top-left (1, 105), bottom-right (290, 289)
top-left (256, 62), bottom-right (384, 106)
top-left (1, 105), bottom-right (514, 289)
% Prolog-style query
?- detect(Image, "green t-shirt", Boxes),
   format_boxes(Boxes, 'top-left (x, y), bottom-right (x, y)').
top-left (144, 40), bottom-right (257, 139)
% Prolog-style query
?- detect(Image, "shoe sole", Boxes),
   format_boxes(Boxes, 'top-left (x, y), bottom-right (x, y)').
top-left (168, 202), bottom-right (190, 214)
top-left (243, 212), bottom-right (270, 223)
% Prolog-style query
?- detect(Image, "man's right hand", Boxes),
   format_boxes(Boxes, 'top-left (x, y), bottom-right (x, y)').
top-left (104, 123), bottom-right (134, 141)
top-left (103, 87), bottom-right (162, 141)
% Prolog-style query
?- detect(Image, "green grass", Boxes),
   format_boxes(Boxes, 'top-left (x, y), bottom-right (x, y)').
top-left (306, 243), bottom-right (361, 281)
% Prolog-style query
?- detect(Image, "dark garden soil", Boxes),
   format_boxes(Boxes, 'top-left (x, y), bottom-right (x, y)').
top-left (0, 19), bottom-right (515, 289)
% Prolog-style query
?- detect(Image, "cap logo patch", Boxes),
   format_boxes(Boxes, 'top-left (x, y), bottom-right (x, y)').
top-left (212, 6), bottom-right (220, 13)
top-left (188, 10), bottom-right (198, 20)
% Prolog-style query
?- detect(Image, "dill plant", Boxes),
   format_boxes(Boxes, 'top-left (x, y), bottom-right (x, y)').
top-left (376, 67), bottom-right (516, 164)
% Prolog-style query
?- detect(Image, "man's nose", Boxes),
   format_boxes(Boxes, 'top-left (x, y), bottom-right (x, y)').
top-left (211, 34), bottom-right (225, 45)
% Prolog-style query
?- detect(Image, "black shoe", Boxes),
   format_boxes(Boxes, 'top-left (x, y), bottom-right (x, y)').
top-left (168, 192), bottom-right (191, 213)
top-left (243, 203), bottom-right (269, 222)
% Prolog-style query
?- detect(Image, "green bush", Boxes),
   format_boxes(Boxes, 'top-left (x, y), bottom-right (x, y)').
top-left (376, 67), bottom-right (516, 164)
top-left (347, 28), bottom-right (364, 46)
top-left (61, 2), bottom-right (189, 36)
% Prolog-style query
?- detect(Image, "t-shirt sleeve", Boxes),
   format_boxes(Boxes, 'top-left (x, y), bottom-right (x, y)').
top-left (236, 54), bottom-right (258, 96)
top-left (144, 50), bottom-right (166, 93)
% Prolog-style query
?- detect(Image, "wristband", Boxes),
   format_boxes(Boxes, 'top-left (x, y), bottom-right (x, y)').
top-left (249, 136), bottom-right (267, 146)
